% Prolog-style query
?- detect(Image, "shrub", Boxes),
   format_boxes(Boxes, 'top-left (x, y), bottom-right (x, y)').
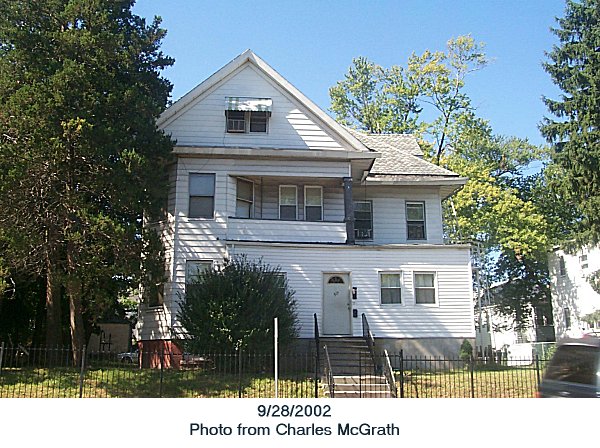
top-left (459, 339), bottom-right (473, 362)
top-left (177, 256), bottom-right (298, 352)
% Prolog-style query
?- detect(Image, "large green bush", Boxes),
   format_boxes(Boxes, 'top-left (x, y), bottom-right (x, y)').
top-left (177, 256), bottom-right (298, 352)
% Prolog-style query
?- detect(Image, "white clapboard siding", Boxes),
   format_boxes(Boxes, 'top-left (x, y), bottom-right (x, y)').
top-left (255, 178), bottom-right (344, 221)
top-left (136, 215), bottom-right (176, 340)
top-left (136, 307), bottom-right (173, 341)
top-left (227, 219), bottom-right (346, 243)
top-left (354, 185), bottom-right (444, 245)
top-left (162, 64), bottom-right (346, 151)
top-left (172, 158), bottom-right (349, 221)
top-left (228, 243), bottom-right (474, 339)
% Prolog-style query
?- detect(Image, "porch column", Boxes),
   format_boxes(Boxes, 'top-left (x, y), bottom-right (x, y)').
top-left (343, 177), bottom-right (355, 245)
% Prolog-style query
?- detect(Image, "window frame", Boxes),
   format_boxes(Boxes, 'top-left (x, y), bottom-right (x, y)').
top-left (185, 260), bottom-right (213, 294)
top-left (414, 272), bottom-right (438, 305)
top-left (225, 110), bottom-right (269, 134)
top-left (144, 274), bottom-right (164, 309)
top-left (225, 110), bottom-right (246, 133)
top-left (406, 201), bottom-right (427, 241)
top-left (563, 307), bottom-right (571, 329)
top-left (249, 111), bottom-right (269, 133)
top-left (235, 177), bottom-right (254, 218)
top-left (559, 256), bottom-right (567, 277)
top-left (304, 185), bottom-right (323, 222)
top-left (188, 173), bottom-right (215, 219)
top-left (379, 271), bottom-right (403, 305)
top-left (354, 200), bottom-right (373, 241)
top-left (279, 185), bottom-right (298, 220)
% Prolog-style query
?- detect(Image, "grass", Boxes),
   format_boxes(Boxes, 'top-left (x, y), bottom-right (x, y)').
top-left (0, 366), bottom-right (321, 398)
top-left (0, 360), bottom-right (548, 398)
top-left (397, 361), bottom-right (547, 398)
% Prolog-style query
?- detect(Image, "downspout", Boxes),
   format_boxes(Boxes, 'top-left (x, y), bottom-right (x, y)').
top-left (343, 177), bottom-right (355, 245)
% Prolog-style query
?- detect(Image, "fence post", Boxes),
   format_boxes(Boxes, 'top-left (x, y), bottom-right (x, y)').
top-left (314, 348), bottom-right (319, 399)
top-left (469, 354), bottom-right (475, 398)
top-left (238, 348), bottom-right (243, 398)
top-left (0, 342), bottom-right (4, 376)
top-left (399, 350), bottom-right (404, 398)
top-left (159, 346), bottom-right (164, 398)
top-left (535, 354), bottom-right (541, 388)
top-left (78, 345), bottom-right (86, 398)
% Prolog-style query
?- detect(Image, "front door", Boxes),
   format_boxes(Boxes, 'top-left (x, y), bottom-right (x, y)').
top-left (322, 273), bottom-right (351, 335)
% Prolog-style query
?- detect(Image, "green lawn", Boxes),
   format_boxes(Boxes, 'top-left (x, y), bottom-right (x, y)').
top-left (0, 361), bottom-right (547, 398)
top-left (0, 366), bottom-right (321, 398)
top-left (397, 362), bottom-right (546, 398)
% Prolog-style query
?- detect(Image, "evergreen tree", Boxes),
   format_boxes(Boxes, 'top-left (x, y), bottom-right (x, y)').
top-left (540, 0), bottom-right (600, 246)
top-left (0, 1), bottom-right (174, 360)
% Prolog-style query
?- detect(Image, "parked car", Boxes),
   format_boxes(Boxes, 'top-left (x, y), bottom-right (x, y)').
top-left (538, 338), bottom-right (600, 398)
top-left (117, 349), bottom-right (139, 364)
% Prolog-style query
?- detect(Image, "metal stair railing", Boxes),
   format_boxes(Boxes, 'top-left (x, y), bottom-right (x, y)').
top-left (313, 313), bottom-right (321, 398)
top-left (323, 344), bottom-right (335, 398)
top-left (361, 313), bottom-right (379, 374)
top-left (382, 349), bottom-right (397, 398)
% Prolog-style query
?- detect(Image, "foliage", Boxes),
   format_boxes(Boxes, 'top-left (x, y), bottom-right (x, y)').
top-left (330, 35), bottom-right (488, 163)
top-left (330, 35), bottom-right (551, 320)
top-left (540, 0), bottom-right (600, 247)
top-left (329, 56), bottom-right (421, 134)
top-left (177, 257), bottom-right (299, 352)
top-left (582, 309), bottom-right (600, 325)
top-left (459, 339), bottom-right (473, 361)
top-left (0, 0), bottom-right (174, 357)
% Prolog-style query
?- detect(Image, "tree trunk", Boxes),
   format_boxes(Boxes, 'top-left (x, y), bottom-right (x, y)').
top-left (67, 243), bottom-right (85, 366)
top-left (45, 246), bottom-right (63, 348)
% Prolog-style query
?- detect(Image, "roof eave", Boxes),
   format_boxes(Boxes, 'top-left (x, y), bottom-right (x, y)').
top-left (158, 49), bottom-right (372, 154)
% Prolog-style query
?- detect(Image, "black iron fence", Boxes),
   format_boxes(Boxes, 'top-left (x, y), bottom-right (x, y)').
top-left (389, 352), bottom-right (551, 398)
top-left (0, 343), bottom-right (551, 398)
top-left (0, 343), bottom-right (318, 398)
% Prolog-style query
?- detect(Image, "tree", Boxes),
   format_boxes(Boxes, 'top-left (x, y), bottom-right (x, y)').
top-left (330, 35), bottom-right (551, 322)
top-left (540, 0), bottom-right (600, 246)
top-left (330, 35), bottom-right (488, 163)
top-left (178, 257), bottom-right (299, 353)
top-left (0, 1), bottom-right (174, 361)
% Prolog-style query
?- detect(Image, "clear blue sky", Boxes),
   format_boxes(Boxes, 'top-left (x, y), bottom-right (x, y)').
top-left (133, 0), bottom-right (566, 150)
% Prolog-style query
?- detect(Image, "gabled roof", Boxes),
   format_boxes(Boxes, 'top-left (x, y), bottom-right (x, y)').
top-left (158, 49), bottom-right (371, 154)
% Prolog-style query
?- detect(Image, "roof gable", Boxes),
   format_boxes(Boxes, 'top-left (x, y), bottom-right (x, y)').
top-left (158, 50), bottom-right (370, 153)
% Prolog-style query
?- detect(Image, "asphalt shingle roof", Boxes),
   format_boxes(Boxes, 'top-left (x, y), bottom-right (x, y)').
top-left (346, 128), bottom-right (461, 178)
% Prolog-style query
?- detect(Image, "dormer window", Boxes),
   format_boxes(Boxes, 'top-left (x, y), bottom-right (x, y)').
top-left (225, 97), bottom-right (272, 133)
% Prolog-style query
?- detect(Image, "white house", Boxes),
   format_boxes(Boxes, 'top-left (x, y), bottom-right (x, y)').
top-left (136, 50), bottom-right (475, 358)
top-left (549, 245), bottom-right (600, 340)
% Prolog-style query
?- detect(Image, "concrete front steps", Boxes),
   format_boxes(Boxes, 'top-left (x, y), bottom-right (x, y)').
top-left (319, 337), bottom-right (393, 398)
top-left (320, 337), bottom-right (376, 375)
top-left (323, 375), bottom-right (392, 398)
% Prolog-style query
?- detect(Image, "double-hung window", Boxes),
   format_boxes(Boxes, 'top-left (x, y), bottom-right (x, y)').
top-left (185, 260), bottom-right (213, 296)
top-left (414, 272), bottom-right (436, 304)
top-left (189, 173), bottom-right (215, 218)
top-left (279, 186), bottom-right (297, 220)
top-left (380, 272), bottom-right (402, 304)
top-left (559, 256), bottom-right (566, 276)
top-left (236, 178), bottom-right (254, 218)
top-left (225, 97), bottom-right (271, 133)
top-left (406, 201), bottom-right (426, 240)
top-left (304, 186), bottom-right (323, 221)
top-left (354, 201), bottom-right (373, 240)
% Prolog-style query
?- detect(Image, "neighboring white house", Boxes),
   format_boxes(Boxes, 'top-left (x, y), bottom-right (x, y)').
top-left (136, 50), bottom-right (475, 358)
top-left (549, 245), bottom-right (600, 340)
top-left (474, 280), bottom-right (555, 358)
